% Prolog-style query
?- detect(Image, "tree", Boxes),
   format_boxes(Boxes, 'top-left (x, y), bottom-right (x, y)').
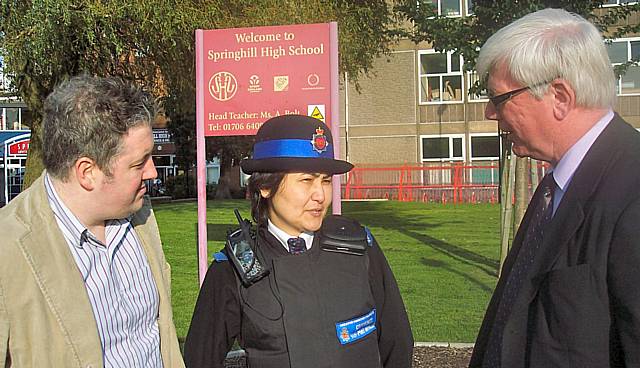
top-left (397, 0), bottom-right (640, 271)
top-left (0, 0), bottom-right (185, 187)
top-left (162, 0), bottom-right (405, 198)
top-left (0, 0), bottom-right (402, 190)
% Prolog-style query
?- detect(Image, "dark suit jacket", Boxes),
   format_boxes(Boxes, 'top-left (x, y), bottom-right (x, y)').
top-left (470, 115), bottom-right (640, 368)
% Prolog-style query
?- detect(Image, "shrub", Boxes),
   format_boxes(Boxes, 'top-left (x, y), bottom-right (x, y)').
top-left (164, 173), bottom-right (220, 200)
top-left (165, 173), bottom-right (196, 199)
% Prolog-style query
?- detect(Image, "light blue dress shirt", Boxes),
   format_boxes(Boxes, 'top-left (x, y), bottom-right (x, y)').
top-left (550, 110), bottom-right (614, 215)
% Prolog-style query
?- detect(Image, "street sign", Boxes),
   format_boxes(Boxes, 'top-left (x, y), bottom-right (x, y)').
top-left (153, 128), bottom-right (172, 144)
top-left (8, 139), bottom-right (29, 155)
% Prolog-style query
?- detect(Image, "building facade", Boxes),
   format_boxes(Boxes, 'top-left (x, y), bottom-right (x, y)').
top-left (338, 1), bottom-right (640, 170)
top-left (0, 62), bottom-right (179, 204)
top-left (0, 59), bottom-right (30, 206)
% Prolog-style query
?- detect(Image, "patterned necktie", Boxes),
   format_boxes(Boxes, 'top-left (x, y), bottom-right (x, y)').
top-left (483, 173), bottom-right (556, 367)
top-left (287, 237), bottom-right (306, 255)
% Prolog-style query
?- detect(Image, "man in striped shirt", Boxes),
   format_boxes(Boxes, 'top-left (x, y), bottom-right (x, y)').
top-left (0, 75), bottom-right (185, 367)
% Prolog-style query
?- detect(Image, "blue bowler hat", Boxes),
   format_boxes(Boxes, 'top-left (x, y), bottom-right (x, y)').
top-left (240, 114), bottom-right (353, 175)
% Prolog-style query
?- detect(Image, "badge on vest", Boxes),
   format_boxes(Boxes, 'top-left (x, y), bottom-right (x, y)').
top-left (335, 309), bottom-right (377, 345)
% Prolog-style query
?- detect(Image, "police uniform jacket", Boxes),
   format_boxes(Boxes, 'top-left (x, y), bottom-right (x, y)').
top-left (184, 220), bottom-right (413, 368)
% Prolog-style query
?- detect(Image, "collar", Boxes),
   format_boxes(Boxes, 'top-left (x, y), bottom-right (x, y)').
top-left (552, 109), bottom-right (614, 192)
top-left (45, 173), bottom-right (92, 248)
top-left (267, 219), bottom-right (314, 251)
top-left (44, 173), bottom-right (132, 248)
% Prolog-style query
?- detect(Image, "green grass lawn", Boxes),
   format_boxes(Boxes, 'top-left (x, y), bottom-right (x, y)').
top-left (154, 199), bottom-right (500, 343)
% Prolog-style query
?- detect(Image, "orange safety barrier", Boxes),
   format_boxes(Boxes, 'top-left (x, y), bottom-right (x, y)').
top-left (342, 163), bottom-right (501, 204)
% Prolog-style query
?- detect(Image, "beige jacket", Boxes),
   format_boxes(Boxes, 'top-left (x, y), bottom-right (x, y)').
top-left (0, 173), bottom-right (185, 368)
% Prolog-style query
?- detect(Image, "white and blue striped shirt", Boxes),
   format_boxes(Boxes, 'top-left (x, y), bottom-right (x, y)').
top-left (45, 174), bottom-right (163, 368)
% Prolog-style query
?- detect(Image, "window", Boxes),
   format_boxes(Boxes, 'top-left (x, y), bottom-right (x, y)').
top-left (419, 50), bottom-right (464, 104)
top-left (153, 155), bottom-right (172, 167)
top-left (470, 134), bottom-right (500, 160)
top-left (603, 0), bottom-right (637, 5)
top-left (466, 0), bottom-right (474, 15)
top-left (467, 70), bottom-right (488, 101)
top-left (6, 108), bottom-right (20, 130)
top-left (430, 0), bottom-right (462, 16)
top-left (0, 108), bottom-right (26, 131)
top-left (606, 38), bottom-right (640, 95)
top-left (469, 134), bottom-right (500, 184)
top-left (421, 135), bottom-right (465, 161)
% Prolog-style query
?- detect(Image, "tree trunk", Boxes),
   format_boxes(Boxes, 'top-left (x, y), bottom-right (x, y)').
top-left (214, 175), bottom-right (232, 199)
top-left (513, 156), bottom-right (529, 230)
top-left (214, 156), bottom-right (235, 200)
top-left (22, 119), bottom-right (44, 190)
top-left (499, 153), bottom-right (516, 277)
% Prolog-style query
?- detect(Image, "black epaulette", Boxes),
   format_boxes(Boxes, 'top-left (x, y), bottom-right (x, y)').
top-left (318, 215), bottom-right (369, 256)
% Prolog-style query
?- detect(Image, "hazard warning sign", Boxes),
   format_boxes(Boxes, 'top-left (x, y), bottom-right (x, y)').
top-left (308, 104), bottom-right (326, 122)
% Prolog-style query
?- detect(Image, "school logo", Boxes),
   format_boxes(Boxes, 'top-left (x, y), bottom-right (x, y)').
top-left (273, 75), bottom-right (289, 92)
top-left (209, 71), bottom-right (237, 101)
top-left (311, 126), bottom-right (329, 153)
top-left (248, 75), bottom-right (262, 93)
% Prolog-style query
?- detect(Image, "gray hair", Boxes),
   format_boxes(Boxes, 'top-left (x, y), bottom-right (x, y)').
top-left (43, 75), bottom-right (158, 179)
top-left (477, 8), bottom-right (615, 108)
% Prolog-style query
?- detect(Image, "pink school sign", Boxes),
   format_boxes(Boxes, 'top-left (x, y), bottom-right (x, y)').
top-left (198, 23), bottom-right (333, 136)
top-left (195, 23), bottom-right (340, 284)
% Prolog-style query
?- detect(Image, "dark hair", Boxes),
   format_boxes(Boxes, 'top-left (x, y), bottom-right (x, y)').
top-left (247, 172), bottom-right (286, 225)
top-left (43, 74), bottom-right (158, 179)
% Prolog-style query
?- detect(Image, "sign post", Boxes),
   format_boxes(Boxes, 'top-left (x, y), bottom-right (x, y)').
top-left (195, 22), bottom-right (340, 284)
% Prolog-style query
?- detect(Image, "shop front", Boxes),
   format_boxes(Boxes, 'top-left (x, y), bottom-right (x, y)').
top-left (0, 131), bottom-right (29, 206)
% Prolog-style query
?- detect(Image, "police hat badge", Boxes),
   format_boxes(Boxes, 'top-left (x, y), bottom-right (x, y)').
top-left (311, 126), bottom-right (329, 153)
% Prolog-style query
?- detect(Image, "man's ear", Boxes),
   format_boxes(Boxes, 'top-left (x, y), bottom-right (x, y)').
top-left (552, 79), bottom-right (575, 120)
top-left (74, 157), bottom-right (99, 191)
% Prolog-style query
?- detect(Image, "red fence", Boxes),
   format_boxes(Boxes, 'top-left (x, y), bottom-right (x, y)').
top-left (342, 163), bottom-right (501, 204)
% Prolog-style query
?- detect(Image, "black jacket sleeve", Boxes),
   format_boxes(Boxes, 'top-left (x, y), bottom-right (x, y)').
top-left (368, 236), bottom-right (414, 368)
top-left (608, 197), bottom-right (640, 366)
top-left (183, 260), bottom-right (241, 368)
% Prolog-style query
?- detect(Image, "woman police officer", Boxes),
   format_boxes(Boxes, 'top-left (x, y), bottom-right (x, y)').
top-left (184, 114), bottom-right (413, 368)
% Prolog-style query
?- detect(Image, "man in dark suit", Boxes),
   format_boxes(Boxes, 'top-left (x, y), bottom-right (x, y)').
top-left (470, 8), bottom-right (640, 368)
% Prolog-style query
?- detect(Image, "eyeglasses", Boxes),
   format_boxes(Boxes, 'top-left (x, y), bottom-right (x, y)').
top-left (488, 80), bottom-right (551, 108)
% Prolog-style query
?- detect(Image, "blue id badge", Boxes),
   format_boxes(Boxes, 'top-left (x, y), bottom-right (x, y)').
top-left (335, 309), bottom-right (377, 345)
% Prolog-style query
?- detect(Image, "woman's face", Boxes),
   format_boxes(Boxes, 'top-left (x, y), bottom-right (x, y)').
top-left (261, 172), bottom-right (333, 236)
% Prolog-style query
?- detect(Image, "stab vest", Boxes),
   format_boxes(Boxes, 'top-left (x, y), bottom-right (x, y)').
top-left (238, 218), bottom-right (382, 368)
